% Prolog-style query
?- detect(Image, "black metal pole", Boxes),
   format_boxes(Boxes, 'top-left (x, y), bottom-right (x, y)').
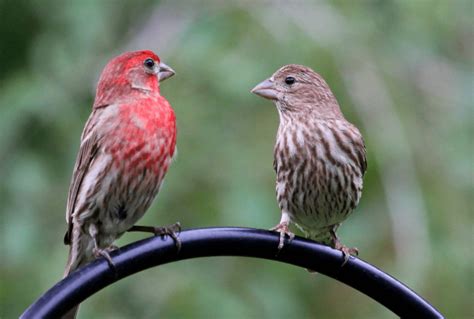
top-left (21, 227), bottom-right (443, 318)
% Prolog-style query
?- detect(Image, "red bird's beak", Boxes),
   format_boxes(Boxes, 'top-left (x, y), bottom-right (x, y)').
top-left (158, 62), bottom-right (175, 82)
top-left (251, 78), bottom-right (278, 100)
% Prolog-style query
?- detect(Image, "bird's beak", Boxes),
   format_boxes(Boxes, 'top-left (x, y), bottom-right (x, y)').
top-left (158, 62), bottom-right (175, 82)
top-left (251, 78), bottom-right (278, 100)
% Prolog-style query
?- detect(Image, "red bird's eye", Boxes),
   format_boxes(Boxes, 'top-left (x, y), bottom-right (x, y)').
top-left (144, 58), bottom-right (155, 69)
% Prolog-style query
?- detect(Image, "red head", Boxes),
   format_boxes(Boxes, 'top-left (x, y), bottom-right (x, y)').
top-left (93, 50), bottom-right (175, 108)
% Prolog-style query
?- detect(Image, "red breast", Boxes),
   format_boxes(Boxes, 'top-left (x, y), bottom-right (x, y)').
top-left (107, 96), bottom-right (176, 176)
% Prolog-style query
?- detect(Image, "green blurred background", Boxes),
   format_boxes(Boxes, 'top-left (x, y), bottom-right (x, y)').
top-left (1, 0), bottom-right (472, 318)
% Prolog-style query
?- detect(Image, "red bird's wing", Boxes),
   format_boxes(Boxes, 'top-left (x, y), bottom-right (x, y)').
top-left (64, 109), bottom-right (102, 245)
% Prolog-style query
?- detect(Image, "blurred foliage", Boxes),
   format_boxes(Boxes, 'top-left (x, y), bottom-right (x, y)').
top-left (0, 0), bottom-right (472, 318)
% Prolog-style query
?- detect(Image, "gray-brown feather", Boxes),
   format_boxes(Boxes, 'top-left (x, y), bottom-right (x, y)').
top-left (270, 65), bottom-right (366, 245)
top-left (275, 117), bottom-right (366, 243)
top-left (63, 104), bottom-right (170, 276)
top-left (65, 109), bottom-right (103, 239)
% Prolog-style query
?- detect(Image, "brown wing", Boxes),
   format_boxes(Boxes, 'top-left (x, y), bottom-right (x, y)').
top-left (273, 141), bottom-right (279, 173)
top-left (359, 139), bottom-right (368, 176)
top-left (63, 109), bottom-right (102, 245)
top-left (345, 121), bottom-right (367, 176)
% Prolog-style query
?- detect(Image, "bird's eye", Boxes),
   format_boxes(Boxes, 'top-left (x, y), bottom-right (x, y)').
top-left (144, 58), bottom-right (155, 69)
top-left (285, 76), bottom-right (296, 85)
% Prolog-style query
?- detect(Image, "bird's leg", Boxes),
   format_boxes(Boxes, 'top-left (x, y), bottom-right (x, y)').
top-left (89, 224), bottom-right (117, 271)
top-left (330, 226), bottom-right (358, 266)
top-left (270, 212), bottom-right (295, 250)
top-left (128, 222), bottom-right (182, 253)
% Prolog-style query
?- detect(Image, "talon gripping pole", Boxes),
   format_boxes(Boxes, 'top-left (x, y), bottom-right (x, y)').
top-left (21, 227), bottom-right (443, 318)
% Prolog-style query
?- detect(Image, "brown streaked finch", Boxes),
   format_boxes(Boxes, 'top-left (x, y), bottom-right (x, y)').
top-left (251, 64), bottom-right (367, 262)
top-left (62, 50), bottom-right (179, 318)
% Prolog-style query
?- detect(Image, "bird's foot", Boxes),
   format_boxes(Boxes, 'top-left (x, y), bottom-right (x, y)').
top-left (330, 226), bottom-right (358, 266)
top-left (128, 222), bottom-right (182, 253)
top-left (334, 241), bottom-right (359, 266)
top-left (152, 222), bottom-right (182, 253)
top-left (93, 246), bottom-right (117, 271)
top-left (270, 222), bottom-right (295, 250)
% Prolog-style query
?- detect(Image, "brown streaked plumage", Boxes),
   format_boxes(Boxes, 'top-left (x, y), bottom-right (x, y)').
top-left (62, 50), bottom-right (178, 319)
top-left (252, 64), bottom-right (367, 261)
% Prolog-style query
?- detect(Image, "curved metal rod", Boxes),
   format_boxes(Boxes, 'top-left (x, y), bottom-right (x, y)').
top-left (21, 227), bottom-right (443, 318)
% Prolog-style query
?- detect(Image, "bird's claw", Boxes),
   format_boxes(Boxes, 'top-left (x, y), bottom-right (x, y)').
top-left (93, 246), bottom-right (117, 272)
top-left (270, 222), bottom-right (295, 250)
top-left (335, 242), bottom-right (358, 266)
top-left (128, 222), bottom-right (182, 253)
top-left (330, 227), bottom-right (358, 266)
top-left (152, 222), bottom-right (182, 253)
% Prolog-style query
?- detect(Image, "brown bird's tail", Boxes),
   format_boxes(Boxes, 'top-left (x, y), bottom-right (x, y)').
top-left (62, 239), bottom-right (87, 319)
top-left (62, 305), bottom-right (80, 319)
top-left (61, 262), bottom-right (80, 319)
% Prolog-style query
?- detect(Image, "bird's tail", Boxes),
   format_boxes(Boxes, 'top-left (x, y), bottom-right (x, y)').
top-left (62, 241), bottom-right (87, 319)
top-left (64, 241), bottom-right (87, 275)
top-left (62, 305), bottom-right (80, 319)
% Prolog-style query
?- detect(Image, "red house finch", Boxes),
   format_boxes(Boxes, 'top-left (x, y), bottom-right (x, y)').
top-left (251, 64), bottom-right (367, 261)
top-left (62, 50), bottom-right (177, 318)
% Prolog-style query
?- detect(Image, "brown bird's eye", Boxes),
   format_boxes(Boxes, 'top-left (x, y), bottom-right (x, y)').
top-left (144, 58), bottom-right (155, 69)
top-left (285, 76), bottom-right (295, 85)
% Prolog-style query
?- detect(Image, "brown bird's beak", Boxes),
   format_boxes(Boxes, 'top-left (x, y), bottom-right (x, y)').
top-left (251, 78), bottom-right (278, 100)
top-left (158, 62), bottom-right (175, 82)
